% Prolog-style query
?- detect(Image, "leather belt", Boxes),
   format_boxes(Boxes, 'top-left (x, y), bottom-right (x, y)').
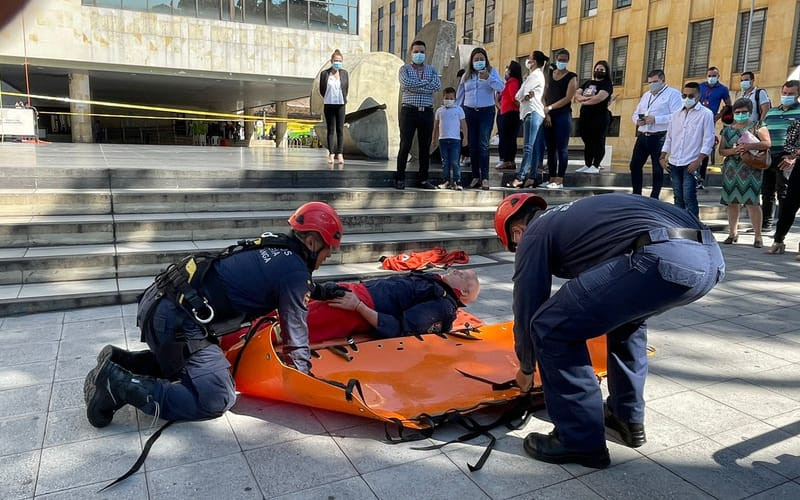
top-left (402, 104), bottom-right (433, 112)
top-left (464, 105), bottom-right (494, 111)
top-left (638, 131), bottom-right (666, 137)
top-left (632, 228), bottom-right (704, 250)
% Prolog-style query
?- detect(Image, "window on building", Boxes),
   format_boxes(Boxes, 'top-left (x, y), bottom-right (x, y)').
top-left (611, 36), bottom-right (628, 85)
top-left (377, 6), bottom-right (384, 51)
top-left (554, 0), bottom-right (567, 24)
top-left (735, 8), bottom-right (767, 72)
top-left (447, 0), bottom-right (455, 22)
top-left (645, 28), bottom-right (668, 80)
top-left (415, 0), bottom-right (423, 33)
top-left (520, 0), bottom-right (534, 33)
top-left (92, 0), bottom-right (122, 7)
top-left (582, 0), bottom-right (597, 17)
top-left (244, 0), bottom-right (268, 25)
top-left (615, 0), bottom-right (631, 8)
top-left (389, 1), bottom-right (396, 54)
top-left (686, 19), bottom-right (713, 77)
top-left (794, 3), bottom-right (800, 65)
top-left (401, 0), bottom-right (408, 57)
top-left (431, 0), bottom-right (438, 20)
top-left (121, 0), bottom-right (147, 11)
top-left (464, 0), bottom-right (474, 43)
top-left (288, 0), bottom-right (309, 29)
top-left (578, 43), bottom-right (594, 81)
top-left (484, 0), bottom-right (495, 43)
top-left (199, 0), bottom-right (222, 20)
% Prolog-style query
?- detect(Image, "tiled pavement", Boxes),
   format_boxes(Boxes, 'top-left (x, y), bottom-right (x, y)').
top-left (1, 230), bottom-right (799, 499)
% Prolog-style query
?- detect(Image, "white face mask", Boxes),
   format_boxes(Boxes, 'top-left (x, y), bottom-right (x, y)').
top-left (526, 60), bottom-right (534, 70)
top-left (683, 97), bottom-right (697, 109)
top-left (443, 99), bottom-right (455, 108)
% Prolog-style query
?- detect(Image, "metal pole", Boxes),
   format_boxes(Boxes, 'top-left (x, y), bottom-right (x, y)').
top-left (742, 0), bottom-right (755, 72)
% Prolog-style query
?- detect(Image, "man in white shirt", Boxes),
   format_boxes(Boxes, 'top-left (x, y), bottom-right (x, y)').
top-left (660, 82), bottom-right (716, 218)
top-left (629, 70), bottom-right (683, 198)
top-left (738, 71), bottom-right (771, 125)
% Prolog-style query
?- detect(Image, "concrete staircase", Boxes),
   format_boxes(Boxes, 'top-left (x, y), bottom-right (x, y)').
top-left (0, 165), bottom-right (729, 315)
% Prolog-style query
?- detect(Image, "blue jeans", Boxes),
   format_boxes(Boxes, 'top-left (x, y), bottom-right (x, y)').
top-left (464, 105), bottom-right (496, 180)
top-left (669, 163), bottom-right (700, 218)
top-left (439, 138), bottom-right (462, 183)
top-left (544, 111), bottom-right (572, 178)
top-left (516, 113), bottom-right (546, 182)
top-left (531, 234), bottom-right (724, 450)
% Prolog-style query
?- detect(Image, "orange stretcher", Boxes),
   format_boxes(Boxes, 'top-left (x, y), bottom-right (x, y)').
top-left (223, 317), bottom-right (608, 431)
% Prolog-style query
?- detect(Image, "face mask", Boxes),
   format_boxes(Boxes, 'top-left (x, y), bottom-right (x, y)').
top-left (740, 80), bottom-right (752, 90)
top-left (594, 71), bottom-right (606, 80)
top-left (649, 82), bottom-right (663, 93)
top-left (504, 74), bottom-right (510, 81)
top-left (443, 99), bottom-right (455, 108)
top-left (473, 60), bottom-right (486, 71)
top-left (556, 61), bottom-right (568, 71)
top-left (411, 52), bottom-right (425, 65)
top-left (332, 61), bottom-right (342, 70)
top-left (707, 76), bottom-right (718, 85)
top-left (733, 112), bottom-right (749, 122)
top-left (525, 60), bottom-right (534, 70)
top-left (781, 95), bottom-right (797, 107)
top-left (683, 97), bottom-right (697, 109)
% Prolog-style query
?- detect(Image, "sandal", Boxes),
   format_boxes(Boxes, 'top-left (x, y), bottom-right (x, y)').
top-left (767, 242), bottom-right (786, 254)
top-left (722, 235), bottom-right (738, 244)
top-left (505, 179), bottom-right (524, 188)
top-left (753, 238), bottom-right (763, 248)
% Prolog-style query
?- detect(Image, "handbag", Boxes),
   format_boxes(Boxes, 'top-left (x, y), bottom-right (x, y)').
top-left (737, 128), bottom-right (771, 170)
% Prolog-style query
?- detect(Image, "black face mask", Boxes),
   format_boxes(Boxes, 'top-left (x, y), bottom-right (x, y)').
top-left (594, 71), bottom-right (606, 80)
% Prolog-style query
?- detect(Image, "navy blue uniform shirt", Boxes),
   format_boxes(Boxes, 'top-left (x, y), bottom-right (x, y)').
top-left (365, 273), bottom-right (458, 338)
top-left (211, 246), bottom-right (314, 373)
top-left (512, 193), bottom-right (703, 373)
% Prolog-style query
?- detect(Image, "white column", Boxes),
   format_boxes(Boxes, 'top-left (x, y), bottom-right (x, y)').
top-left (68, 72), bottom-right (93, 143)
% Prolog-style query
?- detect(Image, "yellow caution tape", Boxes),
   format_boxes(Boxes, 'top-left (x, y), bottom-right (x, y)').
top-left (3, 90), bottom-right (318, 124)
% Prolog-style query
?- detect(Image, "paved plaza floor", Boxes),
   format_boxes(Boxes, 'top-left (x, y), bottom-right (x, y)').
top-left (1, 230), bottom-right (800, 499)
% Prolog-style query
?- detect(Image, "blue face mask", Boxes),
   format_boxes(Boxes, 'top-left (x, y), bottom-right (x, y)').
top-left (781, 95), bottom-right (797, 107)
top-left (332, 61), bottom-right (343, 70)
top-left (411, 52), bottom-right (426, 65)
top-left (556, 61), bottom-right (568, 71)
top-left (707, 76), bottom-right (718, 86)
top-left (733, 112), bottom-right (749, 122)
top-left (649, 82), bottom-right (664, 93)
top-left (740, 80), bottom-right (752, 90)
top-left (473, 60), bottom-right (486, 71)
top-left (682, 97), bottom-right (696, 109)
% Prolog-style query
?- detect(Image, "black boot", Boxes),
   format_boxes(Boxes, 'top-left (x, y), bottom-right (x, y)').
top-left (523, 429), bottom-right (610, 469)
top-left (84, 358), bottom-right (157, 428)
top-left (604, 404), bottom-right (646, 448)
top-left (96, 344), bottom-right (162, 377)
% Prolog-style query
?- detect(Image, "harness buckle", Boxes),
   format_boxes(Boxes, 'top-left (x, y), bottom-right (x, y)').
top-left (192, 298), bottom-right (215, 324)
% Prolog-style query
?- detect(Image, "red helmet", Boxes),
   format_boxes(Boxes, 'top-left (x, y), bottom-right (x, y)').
top-left (494, 194), bottom-right (547, 252)
top-left (288, 202), bottom-right (343, 248)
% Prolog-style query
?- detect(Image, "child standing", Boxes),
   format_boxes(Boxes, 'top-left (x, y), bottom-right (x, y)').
top-left (432, 87), bottom-right (468, 190)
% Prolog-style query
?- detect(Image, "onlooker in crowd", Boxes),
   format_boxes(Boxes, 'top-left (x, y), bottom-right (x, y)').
top-left (456, 69), bottom-right (471, 171)
top-left (765, 80), bottom-right (800, 254)
top-left (630, 70), bottom-right (683, 198)
top-left (495, 61), bottom-right (523, 171)
top-left (458, 47), bottom-right (505, 190)
top-left (255, 119), bottom-right (264, 140)
top-left (718, 98), bottom-right (771, 248)
top-left (198, 122), bottom-right (208, 146)
top-left (575, 60), bottom-right (613, 174)
top-left (396, 40), bottom-right (441, 190)
top-left (319, 49), bottom-right (349, 165)
top-left (431, 87), bottom-right (468, 190)
top-left (660, 82), bottom-right (715, 218)
top-left (696, 66), bottom-right (732, 188)
top-left (507, 50), bottom-right (548, 189)
top-left (738, 72), bottom-right (771, 125)
top-left (542, 49), bottom-right (578, 189)
top-left (493, 192), bottom-right (724, 468)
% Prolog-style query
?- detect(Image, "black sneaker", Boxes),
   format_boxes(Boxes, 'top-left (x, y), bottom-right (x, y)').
top-left (394, 179), bottom-right (405, 190)
top-left (696, 178), bottom-right (705, 190)
top-left (418, 180), bottom-right (438, 190)
top-left (604, 404), bottom-right (646, 448)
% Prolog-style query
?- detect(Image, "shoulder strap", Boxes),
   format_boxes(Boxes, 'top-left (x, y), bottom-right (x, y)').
top-left (754, 87), bottom-right (762, 120)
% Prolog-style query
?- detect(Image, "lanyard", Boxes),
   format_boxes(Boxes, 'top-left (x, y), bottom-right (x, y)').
top-left (646, 87), bottom-right (666, 112)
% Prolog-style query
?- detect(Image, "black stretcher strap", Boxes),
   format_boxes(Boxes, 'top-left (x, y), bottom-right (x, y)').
top-left (98, 420), bottom-right (175, 492)
top-left (455, 368), bottom-right (518, 391)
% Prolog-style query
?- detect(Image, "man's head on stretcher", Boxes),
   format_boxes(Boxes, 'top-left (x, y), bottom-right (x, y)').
top-left (441, 269), bottom-right (481, 304)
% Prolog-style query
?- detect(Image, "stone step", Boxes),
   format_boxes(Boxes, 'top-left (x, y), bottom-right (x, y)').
top-left (0, 229), bottom-right (505, 286)
top-left (0, 254), bottom-right (510, 317)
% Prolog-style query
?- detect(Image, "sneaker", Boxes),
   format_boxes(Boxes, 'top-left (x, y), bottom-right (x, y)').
top-left (469, 178), bottom-right (481, 189)
top-left (495, 161), bottom-right (505, 170)
top-left (481, 179), bottom-right (490, 190)
top-left (454, 183), bottom-right (463, 191)
top-left (437, 181), bottom-right (451, 190)
top-left (419, 180), bottom-right (438, 190)
top-left (575, 166), bottom-right (590, 173)
top-left (696, 178), bottom-right (705, 190)
top-left (584, 166), bottom-right (600, 174)
top-left (544, 182), bottom-right (563, 189)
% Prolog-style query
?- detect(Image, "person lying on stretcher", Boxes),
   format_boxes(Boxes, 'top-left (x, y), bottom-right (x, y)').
top-left (307, 269), bottom-right (481, 343)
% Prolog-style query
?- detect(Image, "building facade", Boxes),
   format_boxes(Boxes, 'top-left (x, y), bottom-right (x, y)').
top-left (371, 0), bottom-right (800, 160)
top-left (0, 0), bottom-right (370, 142)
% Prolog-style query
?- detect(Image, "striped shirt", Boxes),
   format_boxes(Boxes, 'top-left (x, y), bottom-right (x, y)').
top-left (764, 103), bottom-right (800, 155)
top-left (399, 63), bottom-right (441, 108)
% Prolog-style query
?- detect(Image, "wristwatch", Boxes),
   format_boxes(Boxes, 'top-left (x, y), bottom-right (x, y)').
top-left (547, 105), bottom-right (553, 112)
